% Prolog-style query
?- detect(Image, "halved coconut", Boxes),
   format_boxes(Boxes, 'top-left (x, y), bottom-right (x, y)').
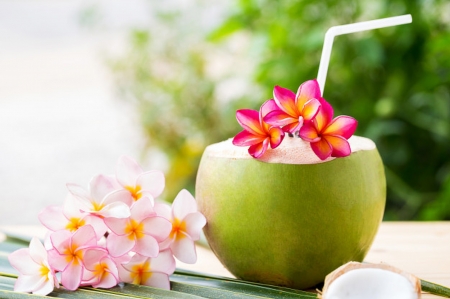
top-left (196, 135), bottom-right (386, 289)
top-left (320, 262), bottom-right (421, 299)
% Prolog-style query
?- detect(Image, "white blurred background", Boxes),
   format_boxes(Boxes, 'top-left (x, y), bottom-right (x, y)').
top-left (0, 0), bottom-right (156, 225)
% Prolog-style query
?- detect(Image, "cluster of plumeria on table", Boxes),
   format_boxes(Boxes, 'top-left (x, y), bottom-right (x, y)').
top-left (7, 156), bottom-right (206, 296)
top-left (232, 79), bottom-right (358, 160)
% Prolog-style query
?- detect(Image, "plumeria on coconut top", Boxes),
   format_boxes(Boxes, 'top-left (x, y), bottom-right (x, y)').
top-left (8, 156), bottom-right (206, 295)
top-left (233, 79), bottom-right (358, 160)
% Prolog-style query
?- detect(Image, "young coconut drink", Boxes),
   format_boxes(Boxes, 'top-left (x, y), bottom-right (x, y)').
top-left (195, 80), bottom-right (386, 289)
top-left (319, 262), bottom-right (421, 299)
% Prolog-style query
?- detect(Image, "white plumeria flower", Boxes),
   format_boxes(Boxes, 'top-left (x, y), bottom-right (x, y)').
top-left (8, 237), bottom-right (58, 295)
top-left (158, 189), bottom-right (206, 264)
top-left (116, 155), bottom-right (165, 202)
top-left (67, 174), bottom-right (132, 219)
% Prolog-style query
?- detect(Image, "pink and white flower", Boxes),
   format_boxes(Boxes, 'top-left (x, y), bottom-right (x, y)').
top-left (159, 190), bottom-right (206, 264)
top-left (264, 80), bottom-right (322, 133)
top-left (48, 225), bottom-right (101, 290)
top-left (67, 174), bottom-right (132, 219)
top-left (299, 98), bottom-right (358, 160)
top-left (116, 156), bottom-right (165, 202)
top-left (38, 194), bottom-right (107, 239)
top-left (118, 250), bottom-right (175, 290)
top-left (104, 196), bottom-right (172, 258)
top-left (82, 248), bottom-right (120, 289)
top-left (8, 237), bottom-right (58, 296)
top-left (233, 99), bottom-right (285, 158)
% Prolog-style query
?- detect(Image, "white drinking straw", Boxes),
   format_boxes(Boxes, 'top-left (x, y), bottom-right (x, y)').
top-left (317, 14), bottom-right (412, 96)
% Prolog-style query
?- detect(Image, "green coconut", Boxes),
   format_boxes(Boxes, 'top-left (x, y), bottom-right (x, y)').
top-left (195, 135), bottom-right (386, 289)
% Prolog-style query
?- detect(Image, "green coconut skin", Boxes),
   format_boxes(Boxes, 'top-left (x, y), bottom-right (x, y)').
top-left (195, 143), bottom-right (386, 290)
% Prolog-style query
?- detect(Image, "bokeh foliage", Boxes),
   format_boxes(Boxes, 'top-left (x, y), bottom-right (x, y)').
top-left (110, 0), bottom-right (450, 220)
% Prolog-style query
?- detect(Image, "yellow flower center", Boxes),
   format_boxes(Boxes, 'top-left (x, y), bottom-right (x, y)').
top-left (170, 218), bottom-right (186, 240)
top-left (94, 261), bottom-right (108, 277)
top-left (65, 217), bottom-right (86, 232)
top-left (125, 185), bottom-right (142, 201)
top-left (91, 201), bottom-right (105, 212)
top-left (39, 264), bottom-right (50, 280)
top-left (131, 261), bottom-right (151, 285)
top-left (125, 219), bottom-right (145, 240)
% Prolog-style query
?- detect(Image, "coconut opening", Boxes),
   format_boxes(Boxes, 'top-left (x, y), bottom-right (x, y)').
top-left (204, 135), bottom-right (376, 165)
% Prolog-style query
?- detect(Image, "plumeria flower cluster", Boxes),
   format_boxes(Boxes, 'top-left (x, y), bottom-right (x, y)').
top-left (233, 79), bottom-right (358, 160)
top-left (8, 156), bottom-right (206, 295)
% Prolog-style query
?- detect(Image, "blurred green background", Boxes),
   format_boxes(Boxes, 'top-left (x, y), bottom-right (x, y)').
top-left (109, 0), bottom-right (450, 220)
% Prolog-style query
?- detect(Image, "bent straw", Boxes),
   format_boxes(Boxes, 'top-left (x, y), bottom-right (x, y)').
top-left (317, 14), bottom-right (412, 96)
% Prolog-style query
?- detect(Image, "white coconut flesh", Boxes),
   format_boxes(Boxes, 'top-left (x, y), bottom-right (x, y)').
top-left (324, 268), bottom-right (419, 299)
top-left (321, 262), bottom-right (421, 299)
top-left (205, 135), bottom-right (376, 164)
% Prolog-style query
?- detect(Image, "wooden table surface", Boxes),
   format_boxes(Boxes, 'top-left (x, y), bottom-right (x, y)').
top-left (1, 221), bottom-right (449, 298)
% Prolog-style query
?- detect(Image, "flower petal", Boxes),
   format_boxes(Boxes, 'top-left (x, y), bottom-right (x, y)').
top-left (50, 230), bottom-right (71, 255)
top-left (315, 98), bottom-right (334, 131)
top-left (281, 121), bottom-right (302, 133)
top-left (14, 274), bottom-right (45, 293)
top-left (268, 127), bottom-right (284, 149)
top-left (236, 109), bottom-right (265, 136)
top-left (299, 121), bottom-right (320, 142)
top-left (61, 261), bottom-right (83, 291)
top-left (136, 170), bottom-right (165, 199)
top-left (171, 232), bottom-right (197, 264)
top-left (248, 138), bottom-right (269, 158)
top-left (33, 277), bottom-right (55, 296)
top-left (8, 249), bottom-right (40, 275)
top-left (116, 155), bottom-right (143, 187)
top-left (273, 85), bottom-right (298, 117)
top-left (99, 201), bottom-right (131, 219)
top-left (66, 183), bottom-right (89, 200)
top-left (142, 272), bottom-right (170, 290)
top-left (71, 225), bottom-right (97, 249)
top-left (134, 235), bottom-right (159, 257)
top-left (172, 189), bottom-right (198, 220)
top-left (325, 135), bottom-right (352, 158)
top-left (130, 196), bottom-right (155, 223)
top-left (263, 110), bottom-right (296, 127)
top-left (90, 175), bottom-right (116, 203)
top-left (141, 216), bottom-right (172, 242)
top-left (104, 218), bottom-right (129, 236)
top-left (310, 138), bottom-right (333, 160)
top-left (323, 116), bottom-right (358, 139)
top-left (260, 99), bottom-right (279, 118)
top-left (232, 130), bottom-right (265, 147)
top-left (296, 79), bottom-right (322, 109)
top-left (301, 98), bottom-right (321, 121)
top-left (106, 233), bottom-right (135, 257)
top-left (83, 248), bottom-right (108, 271)
top-left (48, 249), bottom-right (69, 271)
top-left (103, 189), bottom-right (133, 207)
top-left (93, 269), bottom-right (119, 289)
top-left (183, 212), bottom-right (206, 241)
top-left (38, 206), bottom-right (67, 232)
top-left (29, 237), bottom-right (47, 265)
top-left (149, 250), bottom-right (176, 274)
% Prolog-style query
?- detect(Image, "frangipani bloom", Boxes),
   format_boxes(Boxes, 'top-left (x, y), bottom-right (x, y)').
top-left (8, 237), bottom-right (58, 296)
top-left (299, 98), bottom-right (357, 160)
top-left (48, 225), bottom-right (100, 290)
top-left (264, 80), bottom-right (322, 133)
top-left (67, 174), bottom-right (132, 219)
top-left (116, 155), bottom-right (165, 202)
top-left (233, 99), bottom-right (285, 158)
top-left (118, 250), bottom-right (175, 290)
top-left (38, 194), bottom-right (107, 239)
top-left (158, 189), bottom-right (206, 264)
top-left (82, 249), bottom-right (119, 289)
top-left (105, 196), bottom-right (172, 258)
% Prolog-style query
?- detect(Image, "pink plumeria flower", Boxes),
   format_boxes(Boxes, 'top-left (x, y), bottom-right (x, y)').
top-left (264, 80), bottom-right (322, 133)
top-left (67, 174), bottom-right (132, 219)
top-left (38, 194), bottom-right (107, 240)
top-left (48, 225), bottom-right (100, 290)
top-left (104, 196), bottom-right (172, 258)
top-left (82, 248), bottom-right (119, 288)
top-left (116, 155), bottom-right (165, 202)
top-left (8, 237), bottom-right (58, 296)
top-left (299, 98), bottom-right (358, 160)
top-left (118, 250), bottom-right (175, 290)
top-left (232, 99), bottom-right (285, 158)
top-left (158, 189), bottom-right (206, 264)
